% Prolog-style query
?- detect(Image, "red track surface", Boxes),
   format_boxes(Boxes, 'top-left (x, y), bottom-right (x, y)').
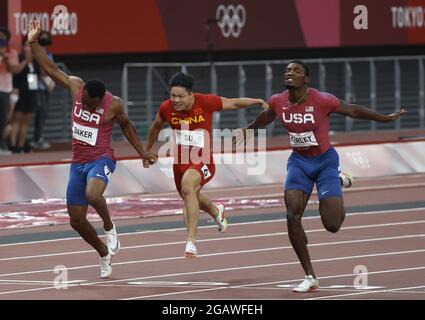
top-left (0, 174), bottom-right (424, 300)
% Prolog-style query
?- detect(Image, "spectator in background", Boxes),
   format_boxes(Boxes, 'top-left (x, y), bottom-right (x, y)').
top-left (31, 30), bottom-right (55, 150)
top-left (0, 27), bottom-right (28, 155)
top-left (9, 37), bottom-right (43, 153)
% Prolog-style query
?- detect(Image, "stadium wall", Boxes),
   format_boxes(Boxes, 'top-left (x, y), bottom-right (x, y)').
top-left (0, 141), bottom-right (424, 204)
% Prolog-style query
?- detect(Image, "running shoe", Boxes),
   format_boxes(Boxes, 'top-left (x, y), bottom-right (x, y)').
top-left (293, 275), bottom-right (319, 293)
top-left (99, 254), bottom-right (112, 278)
top-left (184, 241), bottom-right (197, 258)
top-left (215, 203), bottom-right (228, 233)
top-left (105, 221), bottom-right (120, 256)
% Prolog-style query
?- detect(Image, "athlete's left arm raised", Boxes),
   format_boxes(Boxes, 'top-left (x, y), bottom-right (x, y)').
top-left (111, 98), bottom-right (157, 163)
top-left (221, 97), bottom-right (269, 111)
top-left (336, 101), bottom-right (407, 122)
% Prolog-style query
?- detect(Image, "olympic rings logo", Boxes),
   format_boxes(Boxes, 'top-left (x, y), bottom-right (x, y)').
top-left (216, 4), bottom-right (246, 38)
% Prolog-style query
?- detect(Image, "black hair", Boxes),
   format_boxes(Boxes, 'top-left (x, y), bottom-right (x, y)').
top-left (169, 72), bottom-right (194, 92)
top-left (0, 27), bottom-right (11, 42)
top-left (287, 60), bottom-right (310, 77)
top-left (84, 80), bottom-right (106, 98)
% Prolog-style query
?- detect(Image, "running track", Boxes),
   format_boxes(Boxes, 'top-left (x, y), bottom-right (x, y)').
top-left (0, 174), bottom-right (424, 300)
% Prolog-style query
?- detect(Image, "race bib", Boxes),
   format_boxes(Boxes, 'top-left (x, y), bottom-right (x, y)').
top-left (175, 130), bottom-right (205, 148)
top-left (288, 131), bottom-right (318, 148)
top-left (27, 73), bottom-right (39, 90)
top-left (72, 122), bottom-right (98, 146)
top-left (201, 164), bottom-right (212, 179)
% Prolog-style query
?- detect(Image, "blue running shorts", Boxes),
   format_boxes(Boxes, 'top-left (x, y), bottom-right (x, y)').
top-left (285, 147), bottom-right (342, 200)
top-left (66, 157), bottom-right (116, 206)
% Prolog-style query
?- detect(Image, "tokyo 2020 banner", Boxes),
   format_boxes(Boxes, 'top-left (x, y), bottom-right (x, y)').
top-left (3, 0), bottom-right (425, 54)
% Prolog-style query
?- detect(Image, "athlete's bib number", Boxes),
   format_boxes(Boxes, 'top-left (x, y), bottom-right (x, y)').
top-left (27, 73), bottom-right (39, 90)
top-left (288, 131), bottom-right (318, 148)
top-left (201, 164), bottom-right (212, 179)
top-left (72, 122), bottom-right (98, 146)
top-left (175, 130), bottom-right (205, 148)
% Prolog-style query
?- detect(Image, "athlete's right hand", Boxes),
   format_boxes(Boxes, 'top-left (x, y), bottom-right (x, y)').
top-left (28, 19), bottom-right (42, 43)
top-left (142, 152), bottom-right (158, 168)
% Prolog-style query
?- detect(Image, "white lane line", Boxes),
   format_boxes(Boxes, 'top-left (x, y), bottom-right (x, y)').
top-left (1, 251), bottom-right (425, 298)
top-left (1, 248), bottom-right (424, 297)
top-left (122, 287), bottom-right (229, 300)
top-left (0, 218), bottom-right (424, 269)
top-left (277, 284), bottom-right (385, 289)
top-left (2, 217), bottom-right (425, 262)
top-left (70, 249), bottom-right (425, 288)
top-left (127, 281), bottom-right (228, 286)
top-left (0, 279), bottom-right (85, 286)
top-left (121, 266), bottom-right (425, 300)
top-left (229, 266), bottom-right (425, 289)
top-left (307, 285), bottom-right (425, 300)
top-left (0, 207), bottom-right (424, 247)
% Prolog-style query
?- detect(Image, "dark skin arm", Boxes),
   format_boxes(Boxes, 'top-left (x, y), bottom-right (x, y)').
top-left (238, 99), bottom-right (406, 143)
top-left (143, 112), bottom-right (165, 168)
top-left (231, 108), bottom-right (276, 145)
top-left (246, 99), bottom-right (406, 129)
top-left (246, 108), bottom-right (277, 129)
top-left (28, 19), bottom-right (82, 97)
top-left (336, 101), bottom-right (407, 122)
top-left (107, 98), bottom-right (157, 164)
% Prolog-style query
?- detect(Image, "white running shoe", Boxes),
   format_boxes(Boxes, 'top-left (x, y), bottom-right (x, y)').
top-left (99, 254), bottom-right (112, 278)
top-left (339, 171), bottom-right (353, 188)
top-left (184, 241), bottom-right (197, 258)
top-left (293, 275), bottom-right (319, 293)
top-left (105, 222), bottom-right (120, 256)
top-left (215, 203), bottom-right (228, 233)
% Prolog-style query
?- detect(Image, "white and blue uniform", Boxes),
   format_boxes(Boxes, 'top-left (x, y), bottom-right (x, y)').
top-left (66, 88), bottom-right (116, 206)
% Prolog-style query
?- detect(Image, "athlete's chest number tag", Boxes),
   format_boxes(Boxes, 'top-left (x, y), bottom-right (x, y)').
top-left (201, 164), bottom-right (212, 179)
top-left (288, 131), bottom-right (318, 148)
top-left (175, 130), bottom-right (205, 148)
top-left (72, 122), bottom-right (98, 146)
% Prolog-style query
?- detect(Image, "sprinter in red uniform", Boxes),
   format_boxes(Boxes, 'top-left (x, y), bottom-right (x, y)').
top-left (144, 72), bottom-right (268, 257)
top-left (28, 19), bottom-right (156, 278)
